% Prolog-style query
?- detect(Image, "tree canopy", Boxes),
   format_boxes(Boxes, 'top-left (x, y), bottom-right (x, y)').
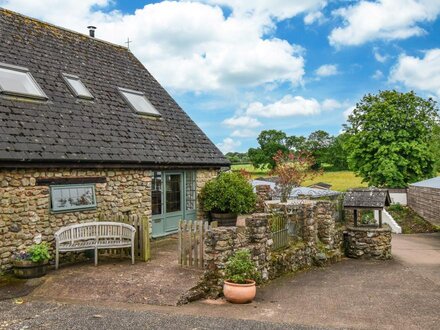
top-left (344, 90), bottom-right (439, 188)
top-left (248, 129), bottom-right (348, 170)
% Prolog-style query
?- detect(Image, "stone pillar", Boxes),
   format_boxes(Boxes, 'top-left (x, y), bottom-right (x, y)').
top-left (245, 213), bottom-right (271, 280)
top-left (345, 226), bottom-right (392, 260)
top-left (255, 185), bottom-right (272, 212)
top-left (316, 201), bottom-right (336, 248)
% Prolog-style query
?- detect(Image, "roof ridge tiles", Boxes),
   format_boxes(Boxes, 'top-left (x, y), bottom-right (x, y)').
top-left (0, 7), bottom-right (128, 51)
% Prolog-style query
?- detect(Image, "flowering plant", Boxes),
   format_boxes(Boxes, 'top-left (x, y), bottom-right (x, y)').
top-left (271, 150), bottom-right (320, 202)
top-left (14, 242), bottom-right (51, 263)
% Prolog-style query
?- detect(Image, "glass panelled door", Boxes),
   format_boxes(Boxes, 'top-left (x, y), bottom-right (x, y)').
top-left (151, 171), bottom-right (197, 238)
top-left (164, 173), bottom-right (182, 232)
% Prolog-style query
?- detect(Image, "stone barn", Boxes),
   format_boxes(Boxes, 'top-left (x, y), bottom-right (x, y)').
top-left (408, 177), bottom-right (440, 226)
top-left (0, 9), bottom-right (229, 270)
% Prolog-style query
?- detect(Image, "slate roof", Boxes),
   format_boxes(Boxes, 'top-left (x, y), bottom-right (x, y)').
top-left (251, 179), bottom-right (340, 199)
top-left (343, 188), bottom-right (391, 209)
top-left (308, 182), bottom-right (332, 190)
top-left (410, 177), bottom-right (440, 189)
top-left (0, 9), bottom-right (229, 168)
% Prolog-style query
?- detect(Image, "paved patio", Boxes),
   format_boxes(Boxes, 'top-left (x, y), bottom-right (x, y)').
top-left (2, 233), bottom-right (439, 329)
top-left (30, 237), bottom-right (203, 306)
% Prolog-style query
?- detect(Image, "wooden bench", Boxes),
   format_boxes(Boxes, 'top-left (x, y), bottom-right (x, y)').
top-left (54, 222), bottom-right (136, 269)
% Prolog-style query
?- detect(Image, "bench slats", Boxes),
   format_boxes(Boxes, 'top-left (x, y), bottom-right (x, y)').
top-left (55, 222), bottom-right (136, 269)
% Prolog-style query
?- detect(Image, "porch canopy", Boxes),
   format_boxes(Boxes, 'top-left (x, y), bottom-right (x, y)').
top-left (343, 188), bottom-right (391, 227)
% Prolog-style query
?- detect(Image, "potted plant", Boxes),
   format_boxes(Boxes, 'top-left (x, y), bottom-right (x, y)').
top-left (200, 172), bottom-right (256, 226)
top-left (13, 242), bottom-right (51, 279)
top-left (223, 249), bottom-right (260, 304)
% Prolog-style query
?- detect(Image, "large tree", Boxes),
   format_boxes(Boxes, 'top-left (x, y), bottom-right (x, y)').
top-left (431, 124), bottom-right (440, 173)
top-left (248, 130), bottom-right (288, 169)
top-left (344, 90), bottom-right (439, 188)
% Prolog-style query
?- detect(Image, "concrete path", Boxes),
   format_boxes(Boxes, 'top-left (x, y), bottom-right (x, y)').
top-left (30, 237), bottom-right (203, 306)
top-left (2, 233), bottom-right (439, 329)
top-left (392, 233), bottom-right (440, 285)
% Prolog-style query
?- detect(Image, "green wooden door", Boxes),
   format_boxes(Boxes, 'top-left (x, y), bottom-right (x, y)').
top-left (151, 171), bottom-right (197, 238)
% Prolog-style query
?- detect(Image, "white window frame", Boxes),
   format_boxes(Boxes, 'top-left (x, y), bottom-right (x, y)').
top-left (0, 62), bottom-right (48, 100)
top-left (118, 87), bottom-right (161, 117)
top-left (50, 184), bottom-right (97, 213)
top-left (61, 73), bottom-right (94, 100)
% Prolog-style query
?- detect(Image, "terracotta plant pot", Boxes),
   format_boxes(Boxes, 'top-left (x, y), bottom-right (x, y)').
top-left (223, 279), bottom-right (256, 303)
top-left (13, 260), bottom-right (48, 279)
top-left (211, 212), bottom-right (238, 227)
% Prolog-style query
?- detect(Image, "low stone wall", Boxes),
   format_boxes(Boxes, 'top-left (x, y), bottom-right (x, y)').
top-left (201, 200), bottom-right (345, 297)
top-left (345, 226), bottom-right (392, 260)
top-left (202, 214), bottom-right (270, 297)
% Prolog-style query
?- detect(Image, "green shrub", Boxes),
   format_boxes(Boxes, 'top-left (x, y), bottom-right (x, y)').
top-left (200, 172), bottom-right (256, 214)
top-left (28, 242), bottom-right (51, 263)
top-left (388, 203), bottom-right (404, 212)
top-left (224, 249), bottom-right (260, 284)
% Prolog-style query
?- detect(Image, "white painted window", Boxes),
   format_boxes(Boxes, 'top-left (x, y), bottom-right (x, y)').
top-left (62, 73), bottom-right (93, 99)
top-left (0, 62), bottom-right (47, 99)
top-left (118, 87), bottom-right (160, 116)
top-left (50, 184), bottom-right (97, 212)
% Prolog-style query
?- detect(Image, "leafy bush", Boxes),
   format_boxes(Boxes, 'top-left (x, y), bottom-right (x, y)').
top-left (15, 243), bottom-right (51, 263)
top-left (224, 249), bottom-right (260, 284)
top-left (200, 172), bottom-right (256, 214)
top-left (361, 210), bottom-right (375, 225)
top-left (387, 203), bottom-right (404, 212)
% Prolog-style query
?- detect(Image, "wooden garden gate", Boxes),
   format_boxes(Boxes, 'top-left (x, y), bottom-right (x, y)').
top-left (178, 220), bottom-right (209, 268)
top-left (99, 213), bottom-right (151, 261)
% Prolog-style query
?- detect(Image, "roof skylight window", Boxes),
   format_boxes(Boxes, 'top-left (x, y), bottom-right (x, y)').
top-left (62, 73), bottom-right (93, 99)
top-left (118, 87), bottom-right (160, 116)
top-left (0, 62), bottom-right (47, 100)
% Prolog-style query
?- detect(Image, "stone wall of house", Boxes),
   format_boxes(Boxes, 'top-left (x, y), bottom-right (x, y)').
top-left (408, 186), bottom-right (440, 226)
top-left (196, 169), bottom-right (220, 220)
top-left (0, 168), bottom-right (152, 271)
top-left (345, 226), bottom-right (391, 260)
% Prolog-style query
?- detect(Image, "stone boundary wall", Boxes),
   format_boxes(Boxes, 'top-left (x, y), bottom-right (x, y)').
top-left (200, 200), bottom-right (344, 297)
top-left (345, 226), bottom-right (391, 260)
top-left (408, 186), bottom-right (440, 226)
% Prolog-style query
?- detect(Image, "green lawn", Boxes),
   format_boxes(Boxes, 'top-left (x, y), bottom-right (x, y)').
top-left (231, 164), bottom-right (367, 191)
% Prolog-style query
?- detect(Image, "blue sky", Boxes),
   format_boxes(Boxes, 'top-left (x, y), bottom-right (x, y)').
top-left (2, 0), bottom-right (440, 152)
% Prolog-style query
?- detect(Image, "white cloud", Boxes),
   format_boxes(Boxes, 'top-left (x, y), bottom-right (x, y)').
top-left (343, 106), bottom-right (355, 119)
top-left (373, 47), bottom-right (389, 63)
top-left (231, 129), bottom-right (258, 138)
top-left (390, 49), bottom-right (440, 97)
top-left (372, 70), bottom-right (384, 80)
top-left (0, 0), bottom-right (319, 92)
top-left (304, 11), bottom-right (325, 25)
top-left (201, 0), bottom-right (326, 21)
top-left (222, 116), bottom-right (262, 128)
top-left (315, 64), bottom-right (339, 77)
top-left (329, 0), bottom-right (440, 47)
top-left (322, 98), bottom-right (342, 110)
top-left (217, 137), bottom-right (241, 153)
top-left (245, 95), bottom-right (341, 118)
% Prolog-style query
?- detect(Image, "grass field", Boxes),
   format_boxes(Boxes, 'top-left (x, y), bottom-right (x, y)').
top-left (231, 164), bottom-right (367, 191)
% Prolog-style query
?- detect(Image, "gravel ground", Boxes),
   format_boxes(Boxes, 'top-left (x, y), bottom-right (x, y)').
top-left (0, 300), bottom-right (330, 330)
